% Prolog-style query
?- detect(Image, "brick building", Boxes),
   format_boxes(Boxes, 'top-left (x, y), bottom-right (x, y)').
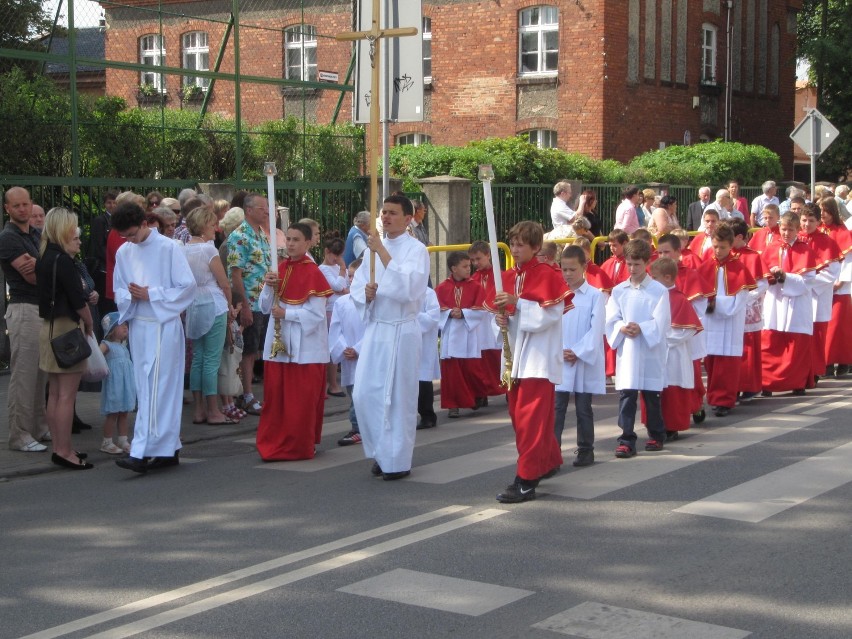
top-left (101, 0), bottom-right (802, 174)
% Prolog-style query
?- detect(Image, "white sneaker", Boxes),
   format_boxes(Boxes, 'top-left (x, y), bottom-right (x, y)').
top-left (17, 440), bottom-right (47, 452)
top-left (118, 440), bottom-right (131, 453)
top-left (100, 441), bottom-right (124, 455)
top-left (40, 432), bottom-right (52, 442)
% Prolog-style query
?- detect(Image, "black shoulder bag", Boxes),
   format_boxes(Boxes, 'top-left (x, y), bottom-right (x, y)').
top-left (49, 254), bottom-right (91, 368)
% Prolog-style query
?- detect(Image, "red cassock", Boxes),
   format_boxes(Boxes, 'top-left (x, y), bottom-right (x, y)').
top-left (821, 224), bottom-right (852, 366)
top-left (257, 256), bottom-right (332, 461)
top-left (679, 248), bottom-right (703, 269)
top-left (760, 242), bottom-right (816, 392)
top-left (698, 255), bottom-right (757, 408)
top-left (600, 255), bottom-right (628, 376)
top-left (688, 233), bottom-right (714, 261)
top-left (485, 260), bottom-right (572, 481)
top-left (435, 277), bottom-right (486, 409)
top-left (799, 230), bottom-right (841, 382)
top-left (748, 226), bottom-right (781, 254)
top-left (470, 269), bottom-right (507, 397)
top-left (585, 262), bottom-right (614, 294)
top-left (733, 246), bottom-right (771, 394)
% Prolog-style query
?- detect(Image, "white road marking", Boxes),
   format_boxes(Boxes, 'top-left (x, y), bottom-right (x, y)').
top-left (80, 509), bottom-right (507, 639)
top-left (18, 506), bottom-right (470, 639)
top-left (674, 441), bottom-right (852, 522)
top-left (802, 400), bottom-right (851, 416)
top-left (338, 568), bottom-right (533, 616)
top-left (544, 414), bottom-right (824, 500)
top-left (770, 391), bottom-right (850, 414)
top-left (533, 601), bottom-right (750, 638)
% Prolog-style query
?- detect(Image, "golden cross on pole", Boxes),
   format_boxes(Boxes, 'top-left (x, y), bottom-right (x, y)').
top-left (337, 2), bottom-right (418, 283)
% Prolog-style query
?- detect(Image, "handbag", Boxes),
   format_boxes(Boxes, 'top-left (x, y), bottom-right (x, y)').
top-left (81, 333), bottom-right (109, 383)
top-left (49, 255), bottom-right (92, 368)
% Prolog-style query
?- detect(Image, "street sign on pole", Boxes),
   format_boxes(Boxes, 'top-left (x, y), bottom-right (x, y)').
top-left (790, 109), bottom-right (839, 198)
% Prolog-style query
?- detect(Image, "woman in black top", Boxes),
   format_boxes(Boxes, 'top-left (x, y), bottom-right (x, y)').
top-left (36, 208), bottom-right (95, 470)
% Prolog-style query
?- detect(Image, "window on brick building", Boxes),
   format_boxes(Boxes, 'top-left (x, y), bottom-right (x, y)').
top-left (422, 17), bottom-right (432, 83)
top-left (182, 32), bottom-right (209, 90)
top-left (396, 133), bottom-right (432, 146)
top-left (285, 25), bottom-right (317, 82)
top-left (140, 34), bottom-right (165, 91)
top-left (518, 6), bottom-right (558, 76)
top-left (523, 129), bottom-right (557, 149)
top-left (701, 23), bottom-right (717, 84)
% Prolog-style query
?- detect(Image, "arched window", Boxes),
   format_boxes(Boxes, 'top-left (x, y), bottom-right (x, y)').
top-left (285, 25), bottom-right (317, 82)
top-left (182, 32), bottom-right (209, 90)
top-left (518, 6), bottom-right (558, 76)
top-left (140, 34), bottom-right (165, 91)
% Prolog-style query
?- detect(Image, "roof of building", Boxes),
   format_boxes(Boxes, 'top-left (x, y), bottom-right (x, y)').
top-left (40, 27), bottom-right (105, 75)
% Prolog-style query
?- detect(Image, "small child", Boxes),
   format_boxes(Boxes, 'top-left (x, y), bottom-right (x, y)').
top-left (573, 237), bottom-right (613, 296)
top-left (436, 251), bottom-right (487, 417)
top-left (648, 258), bottom-right (702, 437)
top-left (99, 312), bottom-right (136, 454)
top-left (487, 221), bottom-right (572, 503)
top-left (537, 241), bottom-right (560, 270)
top-left (329, 260), bottom-right (367, 445)
top-left (319, 232), bottom-right (350, 397)
top-left (670, 228), bottom-right (702, 269)
top-left (605, 239), bottom-right (671, 457)
top-left (219, 300), bottom-right (246, 421)
top-left (688, 209), bottom-right (720, 261)
top-left (417, 287), bottom-right (441, 430)
top-left (468, 241), bottom-right (507, 402)
top-left (554, 245), bottom-right (606, 467)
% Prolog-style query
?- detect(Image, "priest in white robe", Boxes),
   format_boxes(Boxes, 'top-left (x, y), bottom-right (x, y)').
top-left (352, 196), bottom-right (430, 480)
top-left (111, 202), bottom-right (196, 472)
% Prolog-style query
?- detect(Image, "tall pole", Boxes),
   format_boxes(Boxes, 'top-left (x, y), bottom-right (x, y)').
top-left (724, 0), bottom-right (733, 142)
top-left (810, 110), bottom-right (817, 198)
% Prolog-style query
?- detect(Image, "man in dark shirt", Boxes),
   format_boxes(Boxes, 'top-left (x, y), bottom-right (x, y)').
top-left (0, 187), bottom-right (49, 451)
top-left (88, 190), bottom-right (117, 315)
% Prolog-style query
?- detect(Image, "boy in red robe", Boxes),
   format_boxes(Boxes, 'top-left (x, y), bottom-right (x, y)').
top-left (256, 223), bottom-right (332, 461)
top-left (688, 209), bottom-right (720, 261)
top-left (819, 198), bottom-right (852, 375)
top-left (671, 228), bottom-right (703, 269)
top-left (435, 251), bottom-right (487, 416)
top-left (486, 222), bottom-right (572, 503)
top-left (468, 241), bottom-right (507, 400)
top-left (747, 203), bottom-right (781, 254)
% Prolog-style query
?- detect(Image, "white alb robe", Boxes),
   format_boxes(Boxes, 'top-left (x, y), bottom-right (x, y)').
top-left (419, 288), bottom-right (440, 382)
top-left (258, 285), bottom-right (328, 364)
top-left (439, 304), bottom-right (485, 359)
top-left (605, 275), bottom-right (670, 392)
top-left (499, 298), bottom-right (564, 383)
top-left (811, 261), bottom-right (840, 322)
top-left (114, 229), bottom-right (196, 458)
top-left (329, 294), bottom-right (366, 387)
top-left (555, 280), bottom-right (606, 394)
top-left (704, 269), bottom-right (749, 356)
top-left (352, 234), bottom-right (430, 473)
top-left (762, 268), bottom-right (816, 334)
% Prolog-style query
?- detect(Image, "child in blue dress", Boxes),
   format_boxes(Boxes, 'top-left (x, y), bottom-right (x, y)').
top-left (99, 312), bottom-right (136, 454)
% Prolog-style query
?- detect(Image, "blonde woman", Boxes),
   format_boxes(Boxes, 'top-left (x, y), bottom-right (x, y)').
top-left (35, 208), bottom-right (94, 470)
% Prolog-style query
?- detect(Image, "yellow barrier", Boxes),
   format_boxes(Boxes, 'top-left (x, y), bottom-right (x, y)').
top-left (428, 242), bottom-right (515, 269)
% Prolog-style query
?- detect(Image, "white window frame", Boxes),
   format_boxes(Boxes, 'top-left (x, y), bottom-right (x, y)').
top-left (396, 133), bottom-right (432, 147)
top-left (140, 34), bottom-right (165, 92)
top-left (701, 23), bottom-right (717, 84)
top-left (524, 129), bottom-right (557, 149)
top-left (422, 16), bottom-right (432, 84)
top-left (285, 25), bottom-right (318, 82)
top-left (518, 6), bottom-right (559, 76)
top-left (182, 31), bottom-right (210, 90)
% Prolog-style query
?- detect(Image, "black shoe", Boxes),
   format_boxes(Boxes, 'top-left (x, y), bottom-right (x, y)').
top-left (713, 406), bottom-right (730, 417)
top-left (416, 418), bottom-right (437, 430)
top-left (51, 453), bottom-right (94, 470)
top-left (665, 431), bottom-right (679, 442)
top-left (791, 388), bottom-right (806, 396)
top-left (116, 456), bottom-right (148, 474)
top-left (146, 451), bottom-right (180, 470)
top-left (835, 365), bottom-right (849, 377)
top-left (370, 461), bottom-right (383, 476)
top-left (337, 431), bottom-right (363, 446)
top-left (382, 470), bottom-right (410, 481)
top-left (761, 390), bottom-right (773, 397)
top-left (539, 465), bottom-right (560, 479)
top-left (72, 415), bottom-right (93, 431)
top-left (474, 396), bottom-right (488, 409)
top-left (692, 409), bottom-right (706, 424)
top-left (573, 449), bottom-right (594, 467)
top-left (496, 478), bottom-right (537, 503)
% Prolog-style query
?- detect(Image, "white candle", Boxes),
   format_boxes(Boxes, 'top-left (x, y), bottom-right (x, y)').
top-left (266, 173), bottom-right (277, 271)
top-left (482, 179), bottom-right (504, 294)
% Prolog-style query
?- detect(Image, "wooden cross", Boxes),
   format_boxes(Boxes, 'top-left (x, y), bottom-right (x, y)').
top-left (337, 2), bottom-right (418, 282)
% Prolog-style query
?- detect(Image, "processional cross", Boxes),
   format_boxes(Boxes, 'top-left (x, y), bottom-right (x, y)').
top-left (336, 2), bottom-right (418, 282)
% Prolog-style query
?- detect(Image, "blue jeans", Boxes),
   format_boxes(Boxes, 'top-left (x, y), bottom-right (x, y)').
top-left (346, 384), bottom-right (358, 432)
top-left (554, 391), bottom-right (595, 450)
top-left (190, 313), bottom-right (227, 396)
top-left (617, 389), bottom-right (664, 449)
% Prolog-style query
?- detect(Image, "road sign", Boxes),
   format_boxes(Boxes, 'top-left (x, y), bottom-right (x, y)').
top-left (790, 109), bottom-right (840, 157)
top-left (318, 70), bottom-right (339, 83)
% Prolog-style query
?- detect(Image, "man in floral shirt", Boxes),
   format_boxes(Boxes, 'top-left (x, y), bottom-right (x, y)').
top-left (226, 193), bottom-right (271, 414)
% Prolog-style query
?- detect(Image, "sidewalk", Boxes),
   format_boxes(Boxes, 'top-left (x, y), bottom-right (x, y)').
top-left (0, 372), bottom-right (353, 480)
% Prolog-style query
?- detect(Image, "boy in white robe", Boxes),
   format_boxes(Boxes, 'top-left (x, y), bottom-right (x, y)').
top-left (605, 239), bottom-right (671, 458)
top-left (416, 287), bottom-right (441, 430)
top-left (112, 202), bottom-right (196, 474)
top-left (352, 196), bottom-right (430, 480)
top-left (554, 245), bottom-right (606, 468)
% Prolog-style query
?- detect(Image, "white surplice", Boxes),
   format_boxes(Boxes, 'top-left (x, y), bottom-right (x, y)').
top-left (555, 280), bottom-right (606, 394)
top-left (439, 301), bottom-right (485, 359)
top-left (351, 234), bottom-right (430, 473)
top-left (329, 294), bottom-right (366, 387)
top-left (258, 285), bottom-right (328, 364)
top-left (762, 264), bottom-right (816, 335)
top-left (704, 268), bottom-right (749, 356)
top-left (605, 275), bottom-right (670, 392)
top-left (114, 229), bottom-right (196, 458)
top-left (419, 288), bottom-right (440, 382)
top-left (811, 261), bottom-right (840, 322)
top-left (500, 298), bottom-right (564, 384)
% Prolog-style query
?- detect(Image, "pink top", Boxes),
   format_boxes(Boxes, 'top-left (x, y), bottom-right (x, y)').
top-left (613, 199), bottom-right (640, 235)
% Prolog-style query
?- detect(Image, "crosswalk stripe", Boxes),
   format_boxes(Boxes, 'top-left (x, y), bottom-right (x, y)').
top-left (771, 391), bottom-right (850, 414)
top-left (255, 416), bottom-right (510, 472)
top-left (802, 400), bottom-right (850, 416)
top-left (674, 441), bottom-right (852, 523)
top-left (543, 414), bottom-right (824, 500)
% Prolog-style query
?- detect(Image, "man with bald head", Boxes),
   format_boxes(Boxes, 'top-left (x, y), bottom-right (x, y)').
top-left (0, 187), bottom-right (49, 451)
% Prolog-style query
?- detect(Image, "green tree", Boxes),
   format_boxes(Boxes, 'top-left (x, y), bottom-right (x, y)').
top-left (0, 0), bottom-right (54, 74)
top-left (797, 0), bottom-right (852, 179)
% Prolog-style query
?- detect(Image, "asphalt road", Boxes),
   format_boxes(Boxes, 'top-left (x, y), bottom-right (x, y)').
top-left (2, 378), bottom-right (851, 639)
